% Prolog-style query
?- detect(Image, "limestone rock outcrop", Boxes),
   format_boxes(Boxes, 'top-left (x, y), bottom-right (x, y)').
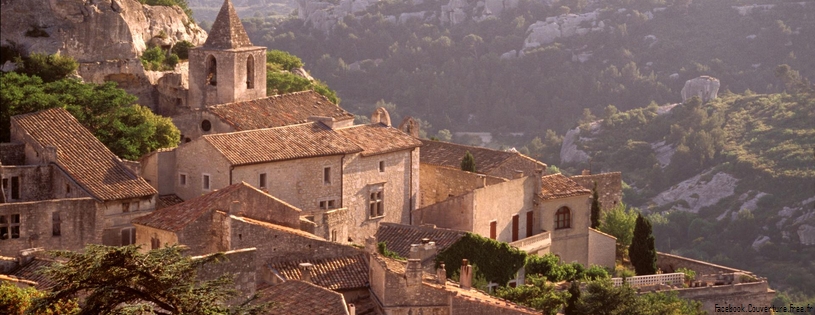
top-left (296, 0), bottom-right (377, 34)
top-left (1, 0), bottom-right (206, 108)
top-left (681, 76), bottom-right (720, 103)
top-left (524, 11), bottom-right (604, 49)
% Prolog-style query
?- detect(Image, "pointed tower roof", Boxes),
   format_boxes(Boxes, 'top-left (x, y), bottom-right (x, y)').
top-left (203, 0), bottom-right (253, 49)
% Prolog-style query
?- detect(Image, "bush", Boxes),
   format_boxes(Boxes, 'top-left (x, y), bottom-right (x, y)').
top-left (16, 53), bottom-right (78, 83)
top-left (267, 50), bottom-right (304, 71)
top-left (435, 232), bottom-right (526, 285)
top-left (172, 40), bottom-right (194, 60)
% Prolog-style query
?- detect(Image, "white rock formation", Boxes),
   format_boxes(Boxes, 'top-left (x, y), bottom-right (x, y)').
top-left (799, 225), bottom-right (815, 245)
top-left (0, 0), bottom-right (206, 108)
top-left (560, 126), bottom-right (591, 164)
top-left (681, 76), bottom-right (720, 103)
top-left (650, 141), bottom-right (675, 168)
top-left (651, 171), bottom-right (739, 213)
top-left (296, 0), bottom-right (378, 34)
top-left (523, 11), bottom-right (604, 50)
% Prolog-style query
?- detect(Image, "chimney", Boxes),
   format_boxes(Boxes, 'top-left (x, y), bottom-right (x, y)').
top-left (348, 304), bottom-right (356, 315)
top-left (437, 263), bottom-right (447, 286)
top-left (308, 116), bottom-right (336, 129)
top-left (582, 169), bottom-right (591, 175)
top-left (229, 201), bottom-right (242, 215)
top-left (405, 259), bottom-right (422, 287)
top-left (460, 259), bottom-right (473, 290)
top-left (365, 236), bottom-right (377, 254)
top-left (476, 174), bottom-right (486, 188)
top-left (17, 248), bottom-right (44, 266)
top-left (42, 145), bottom-right (57, 164)
top-left (409, 244), bottom-right (420, 259)
top-left (534, 169), bottom-right (544, 194)
top-left (298, 263), bottom-right (313, 283)
top-left (514, 170), bottom-right (524, 179)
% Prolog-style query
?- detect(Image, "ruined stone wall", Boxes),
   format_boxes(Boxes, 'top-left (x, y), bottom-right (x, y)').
top-left (412, 192), bottom-right (474, 232)
top-left (472, 177), bottom-right (535, 243)
top-left (232, 155), bottom-right (344, 214)
top-left (303, 207), bottom-right (350, 243)
top-left (570, 172), bottom-right (622, 211)
top-left (0, 143), bottom-right (25, 165)
top-left (0, 198), bottom-right (102, 254)
top-left (195, 248), bottom-right (258, 302)
top-left (99, 196), bottom-right (156, 246)
top-left (0, 165), bottom-right (54, 202)
top-left (368, 256), bottom-right (450, 312)
top-left (657, 252), bottom-right (742, 275)
top-left (419, 164), bottom-right (505, 207)
top-left (671, 282), bottom-right (775, 314)
top-left (541, 194), bottom-right (591, 265)
top-left (587, 228), bottom-right (616, 268)
top-left (342, 148), bottom-right (417, 243)
top-left (174, 139), bottom-right (232, 200)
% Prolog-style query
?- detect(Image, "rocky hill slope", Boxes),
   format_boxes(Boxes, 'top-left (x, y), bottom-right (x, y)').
top-left (1, 0), bottom-right (206, 107)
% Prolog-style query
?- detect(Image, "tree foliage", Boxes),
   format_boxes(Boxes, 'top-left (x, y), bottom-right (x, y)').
top-left (590, 182), bottom-right (601, 229)
top-left (0, 282), bottom-right (78, 315)
top-left (494, 275), bottom-right (568, 315)
top-left (435, 232), bottom-right (526, 285)
top-left (629, 214), bottom-right (657, 275)
top-left (266, 50), bottom-right (304, 71)
top-left (29, 245), bottom-right (268, 315)
top-left (1, 71), bottom-right (180, 159)
top-left (599, 202), bottom-right (638, 259)
top-left (14, 53), bottom-right (78, 83)
top-left (525, 254), bottom-right (609, 282)
top-left (571, 279), bottom-right (704, 315)
top-left (461, 150), bottom-right (476, 172)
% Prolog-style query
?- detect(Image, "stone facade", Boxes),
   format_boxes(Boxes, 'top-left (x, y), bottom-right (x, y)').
top-left (187, 46), bottom-right (267, 109)
top-left (587, 228), bottom-right (616, 268)
top-left (194, 248), bottom-right (258, 302)
top-left (541, 194), bottom-right (591, 265)
top-left (570, 172), bottom-right (622, 211)
top-left (0, 199), bottom-right (101, 254)
top-left (419, 164), bottom-right (506, 207)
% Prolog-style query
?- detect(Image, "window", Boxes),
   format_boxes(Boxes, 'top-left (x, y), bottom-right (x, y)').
top-left (555, 207), bottom-right (571, 229)
top-left (206, 55), bottom-right (217, 86)
top-left (151, 237), bottom-right (160, 250)
top-left (246, 55), bottom-right (255, 89)
top-left (489, 221), bottom-right (497, 240)
top-left (259, 173), bottom-right (267, 189)
top-left (0, 214), bottom-right (21, 240)
top-left (323, 167), bottom-right (331, 185)
top-left (320, 200), bottom-right (337, 210)
top-left (328, 200), bottom-right (335, 208)
top-left (179, 173), bottom-right (187, 186)
top-left (331, 230), bottom-right (338, 242)
top-left (378, 161), bottom-right (385, 172)
top-left (52, 212), bottom-right (61, 237)
top-left (368, 185), bottom-right (384, 218)
top-left (65, 184), bottom-right (71, 194)
top-left (122, 202), bottom-right (130, 213)
top-left (203, 174), bottom-right (211, 190)
top-left (201, 119), bottom-right (212, 132)
top-left (512, 214), bottom-right (519, 242)
top-left (121, 228), bottom-right (136, 246)
top-left (526, 211), bottom-right (534, 237)
top-left (11, 176), bottom-right (20, 200)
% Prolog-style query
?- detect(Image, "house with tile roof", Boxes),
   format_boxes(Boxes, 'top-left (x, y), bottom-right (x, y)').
top-left (1, 108), bottom-right (158, 253)
top-left (419, 139), bottom-right (547, 180)
top-left (140, 109), bottom-right (421, 243)
top-left (254, 280), bottom-right (352, 315)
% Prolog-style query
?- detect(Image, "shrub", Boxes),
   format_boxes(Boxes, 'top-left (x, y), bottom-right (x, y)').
top-left (171, 40), bottom-right (194, 60)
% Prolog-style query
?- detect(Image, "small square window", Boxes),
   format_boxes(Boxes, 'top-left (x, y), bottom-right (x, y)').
top-left (368, 185), bottom-right (384, 218)
top-left (379, 161), bottom-right (385, 172)
top-left (323, 167), bottom-right (331, 185)
top-left (203, 174), bottom-right (211, 190)
top-left (328, 200), bottom-right (335, 208)
top-left (10, 214), bottom-right (20, 224)
top-left (179, 174), bottom-right (187, 186)
top-left (319, 201), bottom-right (327, 209)
top-left (259, 173), bottom-right (267, 188)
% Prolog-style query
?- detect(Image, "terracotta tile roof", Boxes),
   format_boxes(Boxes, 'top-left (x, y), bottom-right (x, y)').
top-left (375, 223), bottom-right (466, 258)
top-left (207, 91), bottom-right (353, 130)
top-left (203, 0), bottom-right (253, 49)
top-left (157, 194), bottom-right (184, 210)
top-left (132, 183), bottom-right (248, 231)
top-left (269, 253), bottom-right (369, 290)
top-left (255, 280), bottom-right (349, 315)
top-left (538, 174), bottom-right (591, 201)
top-left (419, 140), bottom-right (544, 176)
top-left (9, 258), bottom-right (58, 290)
top-left (335, 123), bottom-right (422, 156)
top-left (11, 108), bottom-right (156, 201)
top-left (203, 122), bottom-right (362, 165)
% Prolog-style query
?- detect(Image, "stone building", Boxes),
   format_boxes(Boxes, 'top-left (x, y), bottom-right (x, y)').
top-left (1, 108), bottom-right (157, 253)
top-left (570, 171), bottom-right (623, 211)
top-left (419, 139), bottom-right (547, 180)
top-left (254, 279), bottom-right (352, 315)
top-left (141, 111), bottom-right (421, 243)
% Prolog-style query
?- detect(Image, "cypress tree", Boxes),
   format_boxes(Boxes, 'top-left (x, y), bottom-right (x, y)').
top-left (461, 151), bottom-right (476, 172)
top-left (590, 182), bottom-right (601, 229)
top-left (629, 214), bottom-right (657, 275)
top-left (564, 280), bottom-right (581, 315)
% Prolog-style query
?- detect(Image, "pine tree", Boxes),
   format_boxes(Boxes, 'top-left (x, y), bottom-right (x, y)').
top-left (590, 182), bottom-right (601, 229)
top-left (461, 151), bottom-right (476, 172)
top-left (629, 214), bottom-right (657, 275)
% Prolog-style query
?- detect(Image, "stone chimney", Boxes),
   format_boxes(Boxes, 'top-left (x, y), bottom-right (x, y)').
top-left (514, 170), bottom-right (524, 179)
top-left (42, 145), bottom-right (57, 164)
top-left (409, 240), bottom-right (437, 262)
top-left (365, 236), bottom-right (377, 254)
top-left (437, 263), bottom-right (447, 286)
top-left (299, 263), bottom-right (313, 283)
top-left (534, 169), bottom-right (544, 194)
top-left (405, 259), bottom-right (422, 287)
top-left (229, 201), bottom-right (241, 215)
top-left (460, 259), bottom-right (473, 290)
top-left (308, 116), bottom-right (337, 129)
top-left (476, 174), bottom-right (486, 188)
top-left (348, 304), bottom-right (356, 315)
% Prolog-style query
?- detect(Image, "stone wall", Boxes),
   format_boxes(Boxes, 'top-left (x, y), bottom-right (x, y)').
top-left (195, 248), bottom-right (258, 303)
top-left (413, 193), bottom-right (475, 232)
top-left (174, 139), bottom-right (233, 200)
top-left (0, 143), bottom-right (25, 165)
top-left (134, 224), bottom-right (179, 252)
top-left (303, 207), bottom-right (350, 242)
top-left (671, 282), bottom-right (775, 314)
top-left (171, 110), bottom-right (237, 142)
top-left (570, 172), bottom-right (622, 211)
top-left (187, 46), bottom-right (267, 109)
top-left (587, 228), bottom-right (616, 268)
top-left (0, 198), bottom-right (103, 254)
top-left (1, 165), bottom-right (54, 202)
top-left (368, 255), bottom-right (450, 311)
top-left (657, 252), bottom-right (742, 275)
top-left (472, 177), bottom-right (535, 243)
top-left (419, 164), bottom-right (505, 207)
top-left (139, 149), bottom-right (177, 195)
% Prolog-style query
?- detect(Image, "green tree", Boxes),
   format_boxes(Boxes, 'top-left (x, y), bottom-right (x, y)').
top-left (266, 50), bottom-right (304, 71)
top-left (171, 40), bottom-right (194, 60)
top-left (564, 280), bottom-right (581, 315)
top-left (15, 53), bottom-right (78, 83)
top-left (0, 282), bottom-right (78, 315)
top-left (29, 245), bottom-right (268, 315)
top-left (599, 202), bottom-right (638, 259)
top-left (590, 182), bottom-right (601, 229)
top-left (629, 214), bottom-right (657, 275)
top-left (494, 275), bottom-right (568, 315)
top-left (461, 150), bottom-right (476, 172)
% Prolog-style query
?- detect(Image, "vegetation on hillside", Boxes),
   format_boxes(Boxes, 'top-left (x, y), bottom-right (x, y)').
top-left (265, 50), bottom-right (339, 103)
top-left (139, 0), bottom-right (195, 23)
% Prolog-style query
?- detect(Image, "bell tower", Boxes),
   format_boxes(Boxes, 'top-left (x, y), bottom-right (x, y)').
top-left (188, 0), bottom-right (266, 108)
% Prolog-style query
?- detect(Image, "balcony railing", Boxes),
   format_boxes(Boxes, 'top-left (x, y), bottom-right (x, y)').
top-left (509, 231), bottom-right (551, 253)
top-left (612, 273), bottom-right (684, 287)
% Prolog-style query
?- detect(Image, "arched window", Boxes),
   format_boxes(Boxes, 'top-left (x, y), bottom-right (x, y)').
top-left (206, 55), bottom-right (217, 86)
top-left (555, 206), bottom-right (571, 229)
top-left (246, 55), bottom-right (254, 89)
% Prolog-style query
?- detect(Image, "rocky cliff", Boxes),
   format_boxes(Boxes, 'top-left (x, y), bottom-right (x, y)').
top-left (1, 0), bottom-right (206, 108)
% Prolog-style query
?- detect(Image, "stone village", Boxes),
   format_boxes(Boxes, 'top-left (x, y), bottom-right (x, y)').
top-left (1, 1), bottom-right (777, 314)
